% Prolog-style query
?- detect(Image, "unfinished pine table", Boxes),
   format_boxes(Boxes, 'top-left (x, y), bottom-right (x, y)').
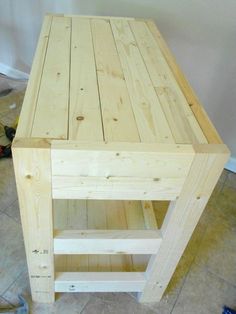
top-left (12, 14), bottom-right (230, 303)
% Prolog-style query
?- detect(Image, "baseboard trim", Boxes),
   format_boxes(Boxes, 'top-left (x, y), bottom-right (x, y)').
top-left (0, 63), bottom-right (29, 80)
top-left (225, 157), bottom-right (236, 173)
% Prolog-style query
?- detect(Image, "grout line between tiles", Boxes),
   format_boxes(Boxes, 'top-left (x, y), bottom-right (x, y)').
top-left (0, 295), bottom-right (14, 308)
top-left (204, 266), bottom-right (236, 289)
top-left (2, 210), bottom-right (20, 224)
top-left (79, 295), bottom-right (92, 314)
top-left (0, 268), bottom-right (26, 305)
top-left (169, 269), bottom-right (190, 314)
top-left (1, 198), bottom-right (18, 215)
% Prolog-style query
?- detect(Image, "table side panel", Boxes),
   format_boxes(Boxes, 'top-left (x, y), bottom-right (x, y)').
top-left (139, 144), bottom-right (229, 302)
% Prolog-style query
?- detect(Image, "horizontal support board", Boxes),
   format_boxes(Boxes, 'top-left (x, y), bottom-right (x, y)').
top-left (54, 229), bottom-right (162, 254)
top-left (51, 141), bottom-right (194, 178)
top-left (52, 176), bottom-right (185, 200)
top-left (55, 272), bottom-right (146, 292)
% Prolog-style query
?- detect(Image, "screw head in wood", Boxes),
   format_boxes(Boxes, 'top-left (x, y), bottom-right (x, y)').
top-left (76, 116), bottom-right (84, 121)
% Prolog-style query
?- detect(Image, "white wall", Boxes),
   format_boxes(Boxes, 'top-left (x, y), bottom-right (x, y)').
top-left (0, 0), bottom-right (235, 163)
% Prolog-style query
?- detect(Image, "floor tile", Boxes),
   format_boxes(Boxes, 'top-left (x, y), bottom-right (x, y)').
top-left (3, 269), bottom-right (29, 305)
top-left (225, 171), bottom-right (236, 189)
top-left (194, 216), bottom-right (236, 286)
top-left (0, 90), bottom-right (24, 117)
top-left (0, 212), bottom-right (26, 295)
top-left (218, 169), bottom-right (229, 184)
top-left (206, 179), bottom-right (224, 211)
top-left (172, 263), bottom-right (236, 314)
top-left (31, 293), bottom-right (90, 314)
top-left (82, 293), bottom-right (157, 314)
top-left (168, 212), bottom-right (207, 287)
top-left (0, 159), bottom-right (17, 212)
top-left (215, 185), bottom-right (236, 227)
top-left (4, 199), bottom-right (21, 223)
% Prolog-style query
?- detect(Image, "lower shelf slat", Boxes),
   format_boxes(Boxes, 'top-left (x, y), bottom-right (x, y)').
top-left (55, 272), bottom-right (146, 292)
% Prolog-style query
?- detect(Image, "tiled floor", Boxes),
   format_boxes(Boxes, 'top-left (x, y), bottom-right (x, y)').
top-left (0, 90), bottom-right (236, 313)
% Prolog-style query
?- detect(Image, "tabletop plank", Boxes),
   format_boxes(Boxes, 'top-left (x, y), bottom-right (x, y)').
top-left (31, 16), bottom-right (71, 139)
top-left (91, 19), bottom-right (140, 142)
top-left (16, 15), bottom-right (53, 137)
top-left (146, 20), bottom-right (222, 144)
top-left (130, 20), bottom-right (207, 144)
top-left (69, 18), bottom-right (104, 141)
top-left (110, 19), bottom-right (174, 143)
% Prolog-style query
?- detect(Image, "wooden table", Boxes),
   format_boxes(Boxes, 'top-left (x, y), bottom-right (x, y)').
top-left (12, 14), bottom-right (229, 303)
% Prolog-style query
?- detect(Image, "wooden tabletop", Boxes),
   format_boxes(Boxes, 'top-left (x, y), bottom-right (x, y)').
top-left (16, 14), bottom-right (222, 145)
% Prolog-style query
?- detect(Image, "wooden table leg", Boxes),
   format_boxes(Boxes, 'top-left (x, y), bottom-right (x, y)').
top-left (139, 144), bottom-right (229, 303)
top-left (12, 140), bottom-right (54, 303)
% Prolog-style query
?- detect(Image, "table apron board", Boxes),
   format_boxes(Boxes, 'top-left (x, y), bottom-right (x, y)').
top-left (51, 141), bottom-right (195, 200)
